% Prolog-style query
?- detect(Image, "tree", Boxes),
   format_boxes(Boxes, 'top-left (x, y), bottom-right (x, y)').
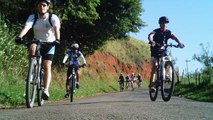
top-left (193, 43), bottom-right (213, 84)
top-left (0, 0), bottom-right (146, 63)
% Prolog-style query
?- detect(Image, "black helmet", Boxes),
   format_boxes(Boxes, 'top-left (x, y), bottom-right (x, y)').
top-left (37, 0), bottom-right (51, 5)
top-left (158, 16), bottom-right (169, 24)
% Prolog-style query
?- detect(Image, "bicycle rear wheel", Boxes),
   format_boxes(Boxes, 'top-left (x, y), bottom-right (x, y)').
top-left (149, 74), bottom-right (159, 101)
top-left (26, 58), bottom-right (37, 108)
top-left (161, 61), bottom-right (174, 102)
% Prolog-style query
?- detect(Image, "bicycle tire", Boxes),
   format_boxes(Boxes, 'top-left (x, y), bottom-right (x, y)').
top-left (149, 73), bottom-right (159, 101)
top-left (37, 67), bottom-right (44, 106)
top-left (26, 58), bottom-right (37, 108)
top-left (161, 61), bottom-right (174, 102)
top-left (70, 75), bottom-right (75, 102)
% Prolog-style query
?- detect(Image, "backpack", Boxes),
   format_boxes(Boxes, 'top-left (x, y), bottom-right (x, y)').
top-left (26, 13), bottom-right (53, 40)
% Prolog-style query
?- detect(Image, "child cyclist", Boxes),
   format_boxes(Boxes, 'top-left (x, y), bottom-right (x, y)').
top-left (62, 43), bottom-right (86, 98)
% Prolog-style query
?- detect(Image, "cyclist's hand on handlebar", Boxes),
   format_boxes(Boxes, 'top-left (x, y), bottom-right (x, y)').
top-left (82, 63), bottom-right (86, 68)
top-left (61, 63), bottom-right (65, 67)
top-left (54, 39), bottom-right (60, 45)
top-left (178, 43), bottom-right (185, 48)
top-left (15, 36), bottom-right (24, 45)
top-left (149, 41), bottom-right (156, 47)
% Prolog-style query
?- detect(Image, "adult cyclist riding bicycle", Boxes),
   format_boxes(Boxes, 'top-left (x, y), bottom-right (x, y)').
top-left (148, 16), bottom-right (184, 91)
top-left (15, 0), bottom-right (61, 100)
top-left (62, 43), bottom-right (86, 98)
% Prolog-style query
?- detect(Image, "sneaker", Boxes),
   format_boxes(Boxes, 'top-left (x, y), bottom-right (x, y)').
top-left (76, 83), bottom-right (80, 89)
top-left (150, 87), bottom-right (156, 93)
top-left (149, 82), bottom-right (156, 93)
top-left (42, 90), bottom-right (49, 100)
top-left (64, 92), bottom-right (69, 98)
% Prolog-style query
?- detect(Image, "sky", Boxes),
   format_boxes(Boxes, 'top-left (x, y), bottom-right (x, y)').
top-left (130, 0), bottom-right (213, 74)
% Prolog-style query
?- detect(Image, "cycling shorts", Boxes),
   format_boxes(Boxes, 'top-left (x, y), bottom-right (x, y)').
top-left (40, 43), bottom-right (55, 61)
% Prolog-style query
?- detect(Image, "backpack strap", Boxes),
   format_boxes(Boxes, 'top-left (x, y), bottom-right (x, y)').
top-left (48, 13), bottom-right (53, 27)
top-left (32, 13), bottom-right (53, 28)
top-left (32, 13), bottom-right (38, 28)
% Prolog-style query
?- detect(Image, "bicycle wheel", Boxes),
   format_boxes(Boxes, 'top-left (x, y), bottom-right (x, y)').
top-left (26, 58), bottom-right (37, 108)
top-left (37, 67), bottom-right (44, 106)
top-left (149, 74), bottom-right (159, 101)
top-left (70, 75), bottom-right (75, 102)
top-left (161, 61), bottom-right (174, 102)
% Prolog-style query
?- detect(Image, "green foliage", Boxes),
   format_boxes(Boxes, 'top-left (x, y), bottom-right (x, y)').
top-left (174, 83), bottom-right (213, 102)
top-left (193, 43), bottom-right (213, 84)
top-left (0, 13), bottom-right (28, 74)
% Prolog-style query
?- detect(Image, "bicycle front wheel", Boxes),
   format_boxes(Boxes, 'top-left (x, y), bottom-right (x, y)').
top-left (26, 58), bottom-right (38, 108)
top-left (161, 61), bottom-right (174, 102)
top-left (70, 76), bottom-right (76, 102)
top-left (37, 68), bottom-right (44, 106)
top-left (149, 75), bottom-right (159, 101)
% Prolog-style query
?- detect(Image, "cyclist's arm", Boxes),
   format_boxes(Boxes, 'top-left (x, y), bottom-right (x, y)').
top-left (62, 54), bottom-right (69, 64)
top-left (80, 53), bottom-right (86, 65)
top-left (18, 25), bottom-right (31, 38)
top-left (148, 31), bottom-right (156, 46)
top-left (18, 14), bottom-right (34, 38)
top-left (52, 14), bottom-right (61, 41)
top-left (171, 34), bottom-right (181, 45)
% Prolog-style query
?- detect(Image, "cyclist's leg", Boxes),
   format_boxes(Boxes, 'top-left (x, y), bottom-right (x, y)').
top-left (41, 44), bottom-right (55, 100)
top-left (28, 43), bottom-right (36, 56)
top-left (75, 68), bottom-right (80, 89)
top-left (43, 60), bottom-right (52, 98)
top-left (149, 57), bottom-right (157, 88)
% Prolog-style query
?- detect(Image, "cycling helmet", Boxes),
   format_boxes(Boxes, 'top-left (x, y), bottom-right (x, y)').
top-left (37, 0), bottom-right (51, 5)
top-left (158, 16), bottom-right (169, 24)
top-left (71, 43), bottom-right (79, 49)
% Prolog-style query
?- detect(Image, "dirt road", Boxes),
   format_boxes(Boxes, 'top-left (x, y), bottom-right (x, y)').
top-left (0, 88), bottom-right (213, 120)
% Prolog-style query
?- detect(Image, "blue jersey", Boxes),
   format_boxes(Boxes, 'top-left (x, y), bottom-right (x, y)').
top-left (62, 50), bottom-right (86, 65)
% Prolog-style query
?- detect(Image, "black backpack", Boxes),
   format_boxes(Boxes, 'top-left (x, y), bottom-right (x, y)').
top-left (26, 13), bottom-right (53, 40)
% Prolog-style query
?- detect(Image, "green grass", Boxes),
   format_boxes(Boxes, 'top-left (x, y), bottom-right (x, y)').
top-left (174, 81), bottom-right (213, 102)
top-left (0, 67), bottom-right (119, 108)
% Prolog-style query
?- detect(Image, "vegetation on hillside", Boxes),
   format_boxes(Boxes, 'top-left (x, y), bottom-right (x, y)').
top-left (174, 43), bottom-right (213, 102)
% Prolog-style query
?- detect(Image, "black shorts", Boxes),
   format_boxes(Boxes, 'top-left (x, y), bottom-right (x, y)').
top-left (32, 43), bottom-right (55, 61)
top-left (67, 65), bottom-right (79, 78)
top-left (150, 46), bottom-right (167, 59)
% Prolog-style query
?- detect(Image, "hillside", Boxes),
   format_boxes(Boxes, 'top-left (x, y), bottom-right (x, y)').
top-left (83, 38), bottom-right (151, 80)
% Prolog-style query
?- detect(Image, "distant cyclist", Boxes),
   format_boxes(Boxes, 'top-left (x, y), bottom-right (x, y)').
top-left (16, 0), bottom-right (61, 100)
top-left (118, 73), bottom-right (125, 91)
top-left (62, 43), bottom-right (86, 98)
top-left (131, 73), bottom-right (136, 90)
top-left (137, 74), bottom-right (142, 88)
top-left (125, 74), bottom-right (130, 89)
top-left (148, 16), bottom-right (184, 91)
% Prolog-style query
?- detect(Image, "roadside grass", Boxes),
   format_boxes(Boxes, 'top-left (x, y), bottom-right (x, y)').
top-left (0, 68), bottom-right (120, 108)
top-left (174, 80), bottom-right (213, 102)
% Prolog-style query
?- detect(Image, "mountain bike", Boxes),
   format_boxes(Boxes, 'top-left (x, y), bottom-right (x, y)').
top-left (67, 64), bottom-right (84, 102)
top-left (149, 44), bottom-right (181, 102)
top-left (118, 81), bottom-right (124, 92)
top-left (24, 39), bottom-right (55, 108)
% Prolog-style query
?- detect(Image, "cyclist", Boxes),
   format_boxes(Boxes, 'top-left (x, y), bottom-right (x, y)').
top-left (148, 16), bottom-right (184, 91)
top-left (137, 74), bottom-right (143, 88)
top-left (131, 73), bottom-right (136, 90)
top-left (15, 0), bottom-right (61, 100)
top-left (118, 73), bottom-right (125, 91)
top-left (62, 43), bottom-right (86, 98)
top-left (125, 74), bottom-right (130, 89)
